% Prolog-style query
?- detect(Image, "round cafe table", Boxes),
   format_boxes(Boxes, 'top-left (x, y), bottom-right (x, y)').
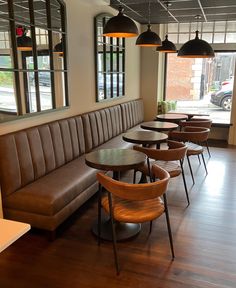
top-left (156, 113), bottom-right (188, 123)
top-left (85, 148), bottom-right (146, 241)
top-left (122, 130), bottom-right (168, 147)
top-left (141, 121), bottom-right (178, 132)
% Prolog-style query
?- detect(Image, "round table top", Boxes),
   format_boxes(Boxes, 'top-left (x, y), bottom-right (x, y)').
top-left (85, 148), bottom-right (146, 172)
top-left (141, 121), bottom-right (178, 131)
top-left (156, 113), bottom-right (188, 121)
top-left (122, 130), bottom-right (168, 145)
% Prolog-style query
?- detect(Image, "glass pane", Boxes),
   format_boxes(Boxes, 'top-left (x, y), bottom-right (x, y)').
top-left (0, 54), bottom-right (13, 68)
top-left (119, 73), bottom-right (124, 96)
top-left (0, 71), bottom-right (17, 112)
top-left (55, 71), bottom-right (66, 107)
top-left (51, 0), bottom-right (62, 31)
top-left (202, 22), bottom-right (214, 32)
top-left (112, 74), bottom-right (117, 98)
top-left (179, 23), bottom-right (189, 33)
top-left (106, 73), bottom-right (111, 99)
top-left (119, 51), bottom-right (123, 72)
top-left (227, 21), bottom-right (236, 32)
top-left (16, 25), bottom-right (33, 56)
top-left (168, 34), bottom-right (178, 43)
top-left (213, 33), bottom-right (225, 43)
top-left (215, 21), bottom-right (226, 32)
top-left (98, 73), bottom-right (104, 101)
top-left (179, 34), bottom-right (189, 44)
top-left (52, 32), bottom-right (63, 69)
top-left (190, 22), bottom-right (198, 32)
top-left (0, 19), bottom-right (10, 49)
top-left (226, 33), bottom-right (236, 43)
top-left (202, 33), bottom-right (213, 43)
top-left (24, 71), bottom-right (37, 113)
top-left (13, 0), bottom-right (30, 24)
top-left (39, 72), bottom-right (52, 111)
top-left (34, 0), bottom-right (47, 28)
top-left (0, 0), bottom-right (8, 17)
top-left (168, 23), bottom-right (178, 33)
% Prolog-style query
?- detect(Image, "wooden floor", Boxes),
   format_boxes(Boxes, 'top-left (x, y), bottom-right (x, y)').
top-left (1, 145), bottom-right (236, 288)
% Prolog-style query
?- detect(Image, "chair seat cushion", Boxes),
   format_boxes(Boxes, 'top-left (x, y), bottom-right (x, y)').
top-left (102, 195), bottom-right (164, 223)
top-left (136, 161), bottom-right (181, 178)
top-left (186, 142), bottom-right (203, 155)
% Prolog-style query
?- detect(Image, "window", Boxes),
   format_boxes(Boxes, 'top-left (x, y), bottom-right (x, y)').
top-left (165, 52), bottom-right (236, 124)
top-left (167, 21), bottom-right (236, 44)
top-left (94, 13), bottom-right (125, 102)
top-left (0, 0), bottom-right (68, 122)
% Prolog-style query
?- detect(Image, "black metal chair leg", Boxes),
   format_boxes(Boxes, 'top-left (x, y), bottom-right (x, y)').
top-left (187, 155), bottom-right (195, 185)
top-left (201, 153), bottom-right (208, 175)
top-left (206, 140), bottom-right (211, 157)
top-left (163, 194), bottom-right (175, 259)
top-left (147, 158), bottom-right (152, 183)
top-left (197, 154), bottom-right (201, 164)
top-left (149, 221), bottom-right (153, 234)
top-left (180, 160), bottom-right (190, 206)
top-left (133, 170), bottom-right (137, 184)
top-left (108, 193), bottom-right (120, 275)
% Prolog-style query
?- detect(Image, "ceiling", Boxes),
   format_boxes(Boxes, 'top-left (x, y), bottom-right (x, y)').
top-left (0, 0), bottom-right (62, 31)
top-left (109, 0), bottom-right (236, 24)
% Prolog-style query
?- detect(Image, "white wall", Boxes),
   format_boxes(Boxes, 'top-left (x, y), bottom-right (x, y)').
top-left (0, 0), bottom-right (141, 136)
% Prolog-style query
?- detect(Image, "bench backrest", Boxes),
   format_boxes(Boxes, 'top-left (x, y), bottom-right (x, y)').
top-left (0, 116), bottom-right (85, 197)
top-left (120, 99), bottom-right (144, 131)
top-left (82, 105), bottom-right (123, 153)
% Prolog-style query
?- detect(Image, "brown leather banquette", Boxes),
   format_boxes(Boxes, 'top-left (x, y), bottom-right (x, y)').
top-left (0, 99), bottom-right (144, 232)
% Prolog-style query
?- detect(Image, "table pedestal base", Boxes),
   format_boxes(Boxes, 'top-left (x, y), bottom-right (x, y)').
top-left (92, 218), bottom-right (141, 241)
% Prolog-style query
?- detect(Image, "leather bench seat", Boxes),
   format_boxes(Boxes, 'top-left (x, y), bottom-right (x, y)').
top-left (3, 156), bottom-right (97, 217)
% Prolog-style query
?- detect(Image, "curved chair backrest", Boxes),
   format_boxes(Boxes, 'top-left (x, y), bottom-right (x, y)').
top-left (180, 119), bottom-right (212, 128)
top-left (133, 140), bottom-right (187, 161)
top-left (96, 164), bottom-right (170, 201)
top-left (169, 127), bottom-right (210, 143)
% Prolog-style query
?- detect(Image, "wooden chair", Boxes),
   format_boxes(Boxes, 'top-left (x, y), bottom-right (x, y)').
top-left (96, 164), bottom-right (174, 274)
top-left (179, 119), bottom-right (212, 157)
top-left (133, 140), bottom-right (190, 205)
top-left (169, 127), bottom-right (210, 185)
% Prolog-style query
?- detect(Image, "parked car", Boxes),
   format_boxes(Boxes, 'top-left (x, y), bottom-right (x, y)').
top-left (210, 82), bottom-right (233, 111)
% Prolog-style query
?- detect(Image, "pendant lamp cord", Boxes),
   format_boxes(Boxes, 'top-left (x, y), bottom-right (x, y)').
top-left (148, 0), bottom-right (151, 26)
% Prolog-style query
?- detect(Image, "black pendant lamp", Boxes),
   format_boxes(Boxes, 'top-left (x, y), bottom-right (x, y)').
top-left (16, 27), bottom-right (32, 51)
top-left (136, 0), bottom-right (161, 47)
top-left (103, 6), bottom-right (138, 38)
top-left (156, 34), bottom-right (177, 53)
top-left (156, 2), bottom-right (176, 53)
top-left (178, 30), bottom-right (215, 58)
top-left (54, 39), bottom-right (63, 56)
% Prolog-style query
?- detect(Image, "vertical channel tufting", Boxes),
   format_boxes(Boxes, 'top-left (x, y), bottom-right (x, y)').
top-left (75, 116), bottom-right (85, 155)
top-left (105, 109), bottom-right (113, 139)
top-left (27, 128), bottom-right (46, 179)
top-left (95, 111), bottom-right (104, 145)
top-left (89, 113), bottom-right (99, 148)
top-left (59, 119), bottom-right (73, 163)
top-left (68, 118), bottom-right (80, 158)
top-left (14, 132), bottom-right (34, 188)
top-left (101, 110), bottom-right (109, 142)
top-left (38, 125), bottom-right (56, 173)
top-left (49, 122), bottom-right (66, 168)
top-left (0, 134), bottom-right (21, 196)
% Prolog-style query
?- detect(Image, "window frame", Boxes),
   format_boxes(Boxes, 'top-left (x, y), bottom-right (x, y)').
top-left (94, 13), bottom-right (125, 102)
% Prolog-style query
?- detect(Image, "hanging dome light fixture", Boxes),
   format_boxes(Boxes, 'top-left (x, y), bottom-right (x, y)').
top-left (178, 15), bottom-right (215, 58)
top-left (156, 2), bottom-right (176, 53)
top-left (54, 39), bottom-right (63, 56)
top-left (136, 0), bottom-right (162, 47)
top-left (103, 6), bottom-right (138, 38)
top-left (16, 26), bottom-right (32, 51)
